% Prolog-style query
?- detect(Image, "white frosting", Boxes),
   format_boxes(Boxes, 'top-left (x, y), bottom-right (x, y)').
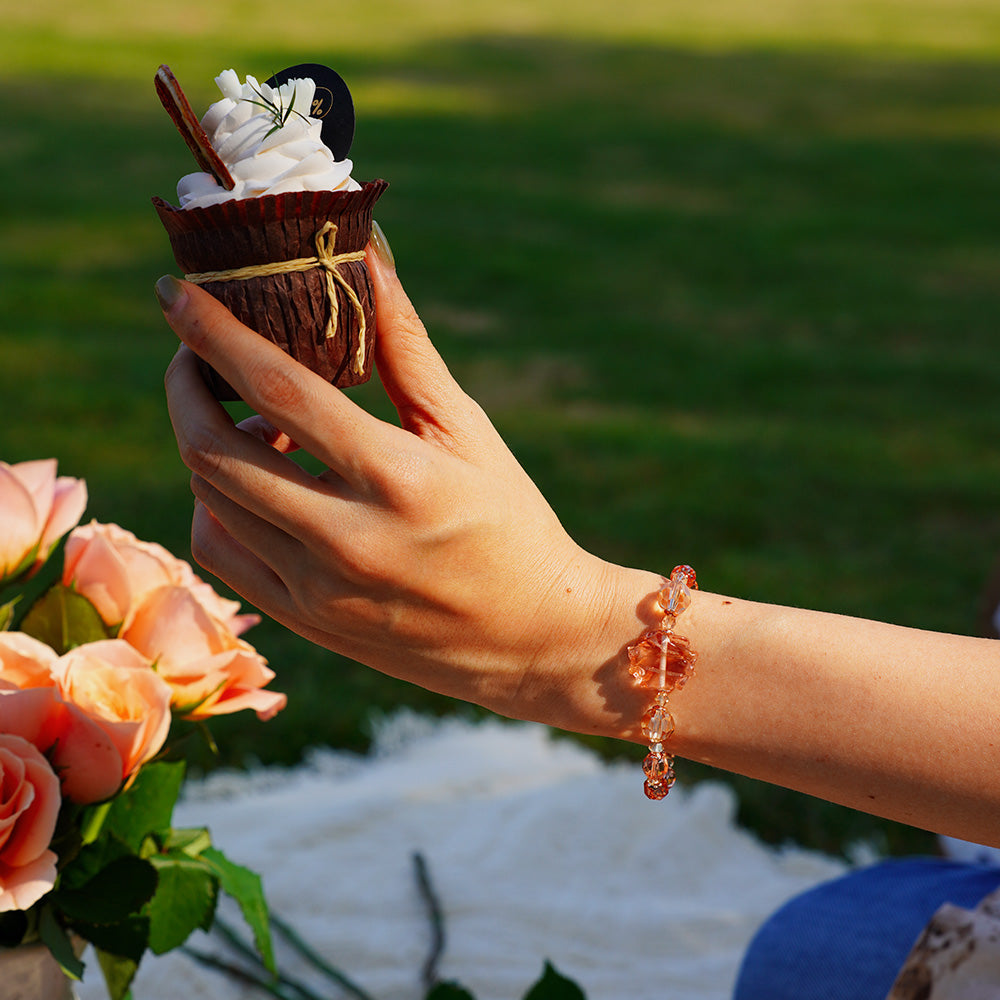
top-left (177, 69), bottom-right (360, 209)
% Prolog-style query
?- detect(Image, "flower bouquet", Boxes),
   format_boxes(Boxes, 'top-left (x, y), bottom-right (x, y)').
top-left (0, 459), bottom-right (284, 999)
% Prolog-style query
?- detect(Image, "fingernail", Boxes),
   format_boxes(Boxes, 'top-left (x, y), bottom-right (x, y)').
top-left (155, 274), bottom-right (186, 312)
top-left (370, 219), bottom-right (395, 270)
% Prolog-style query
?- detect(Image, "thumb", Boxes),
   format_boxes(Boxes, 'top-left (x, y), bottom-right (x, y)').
top-left (365, 237), bottom-right (464, 430)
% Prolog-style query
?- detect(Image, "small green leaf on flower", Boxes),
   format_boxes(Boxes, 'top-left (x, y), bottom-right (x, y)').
top-left (72, 915), bottom-right (150, 963)
top-left (96, 947), bottom-right (140, 1000)
top-left (103, 761), bottom-right (185, 851)
top-left (202, 846), bottom-right (276, 972)
top-left (145, 855), bottom-right (219, 954)
top-left (54, 856), bottom-right (158, 924)
top-left (38, 904), bottom-right (85, 980)
top-left (20, 583), bottom-right (111, 653)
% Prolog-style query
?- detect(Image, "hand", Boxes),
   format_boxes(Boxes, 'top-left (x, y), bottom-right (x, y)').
top-left (159, 251), bottom-right (653, 737)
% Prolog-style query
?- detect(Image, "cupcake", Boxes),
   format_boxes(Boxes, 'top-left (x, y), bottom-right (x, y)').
top-left (153, 66), bottom-right (387, 400)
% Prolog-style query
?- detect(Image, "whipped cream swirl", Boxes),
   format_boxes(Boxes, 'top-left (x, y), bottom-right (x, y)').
top-left (177, 69), bottom-right (360, 209)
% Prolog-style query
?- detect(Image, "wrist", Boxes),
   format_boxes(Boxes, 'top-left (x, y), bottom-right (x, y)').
top-left (521, 558), bottom-right (667, 743)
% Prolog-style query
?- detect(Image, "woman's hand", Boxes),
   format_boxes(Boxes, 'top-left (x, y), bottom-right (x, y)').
top-left (159, 246), bottom-right (1000, 842)
top-left (159, 250), bottom-right (654, 737)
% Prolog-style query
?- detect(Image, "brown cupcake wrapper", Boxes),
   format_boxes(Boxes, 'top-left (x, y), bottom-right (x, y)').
top-left (153, 180), bottom-right (388, 400)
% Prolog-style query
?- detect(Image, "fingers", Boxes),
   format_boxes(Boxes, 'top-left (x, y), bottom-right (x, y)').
top-left (236, 414), bottom-right (299, 454)
top-left (364, 247), bottom-right (469, 434)
top-left (189, 499), bottom-right (297, 628)
top-left (165, 344), bottom-right (354, 544)
top-left (157, 276), bottom-right (393, 484)
top-left (189, 475), bottom-right (305, 593)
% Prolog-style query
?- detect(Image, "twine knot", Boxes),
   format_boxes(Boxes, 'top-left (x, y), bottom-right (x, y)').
top-left (184, 221), bottom-right (368, 375)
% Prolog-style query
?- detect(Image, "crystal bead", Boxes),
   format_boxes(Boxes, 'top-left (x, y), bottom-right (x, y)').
top-left (627, 654), bottom-right (651, 685)
top-left (642, 752), bottom-right (672, 781)
top-left (643, 779), bottom-right (670, 800)
top-left (628, 630), bottom-right (696, 692)
top-left (671, 565), bottom-right (698, 590)
top-left (658, 581), bottom-right (691, 617)
top-left (653, 690), bottom-right (670, 707)
top-left (641, 705), bottom-right (675, 742)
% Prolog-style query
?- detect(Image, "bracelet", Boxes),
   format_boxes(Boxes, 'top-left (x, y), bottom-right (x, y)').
top-left (626, 565), bottom-right (698, 800)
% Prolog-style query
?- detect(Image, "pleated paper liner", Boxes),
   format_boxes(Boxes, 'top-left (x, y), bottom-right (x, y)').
top-left (153, 180), bottom-right (388, 401)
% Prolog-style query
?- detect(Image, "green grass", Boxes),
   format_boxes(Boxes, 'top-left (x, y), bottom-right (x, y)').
top-left (2, 0), bottom-right (999, 856)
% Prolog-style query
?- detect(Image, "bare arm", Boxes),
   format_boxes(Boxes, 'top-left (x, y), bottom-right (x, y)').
top-left (158, 252), bottom-right (1000, 848)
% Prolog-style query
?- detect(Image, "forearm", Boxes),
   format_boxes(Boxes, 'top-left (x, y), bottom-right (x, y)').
top-left (160, 264), bottom-right (999, 848)
top-left (558, 566), bottom-right (1000, 846)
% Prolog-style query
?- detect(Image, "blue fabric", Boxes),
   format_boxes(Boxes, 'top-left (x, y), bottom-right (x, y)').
top-left (733, 858), bottom-right (1000, 1000)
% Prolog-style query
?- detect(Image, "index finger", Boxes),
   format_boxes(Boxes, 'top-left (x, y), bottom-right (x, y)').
top-left (155, 274), bottom-right (393, 485)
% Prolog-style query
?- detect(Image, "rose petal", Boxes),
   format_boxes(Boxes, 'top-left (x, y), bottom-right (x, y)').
top-left (0, 464), bottom-right (42, 579)
top-left (40, 476), bottom-right (88, 555)
top-left (0, 849), bottom-right (58, 912)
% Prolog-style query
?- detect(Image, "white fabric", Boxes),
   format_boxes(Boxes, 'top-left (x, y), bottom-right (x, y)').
top-left (77, 715), bottom-right (845, 1000)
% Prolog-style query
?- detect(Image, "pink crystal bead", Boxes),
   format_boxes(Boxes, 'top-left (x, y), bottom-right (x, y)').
top-left (659, 581), bottom-right (691, 617)
top-left (627, 630), bottom-right (697, 689)
top-left (641, 705), bottom-right (675, 742)
top-left (635, 565), bottom-right (697, 801)
top-left (643, 780), bottom-right (671, 800)
top-left (642, 752), bottom-right (671, 781)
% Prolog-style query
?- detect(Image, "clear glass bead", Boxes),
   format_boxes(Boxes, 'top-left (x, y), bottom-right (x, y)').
top-left (641, 705), bottom-right (675, 743)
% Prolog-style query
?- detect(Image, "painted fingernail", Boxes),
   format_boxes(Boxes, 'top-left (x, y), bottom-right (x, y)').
top-left (370, 219), bottom-right (395, 270)
top-left (155, 274), bottom-right (186, 312)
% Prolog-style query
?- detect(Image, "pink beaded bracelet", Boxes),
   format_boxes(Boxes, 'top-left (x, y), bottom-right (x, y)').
top-left (626, 565), bottom-right (698, 799)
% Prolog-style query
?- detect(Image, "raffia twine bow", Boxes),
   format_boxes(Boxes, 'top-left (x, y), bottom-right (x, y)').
top-left (184, 221), bottom-right (368, 375)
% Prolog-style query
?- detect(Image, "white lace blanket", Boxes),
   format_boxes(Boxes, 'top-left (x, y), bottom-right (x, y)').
top-left (77, 715), bottom-right (845, 1000)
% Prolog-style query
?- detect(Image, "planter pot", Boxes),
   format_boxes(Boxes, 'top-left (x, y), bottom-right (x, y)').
top-left (0, 942), bottom-right (78, 1000)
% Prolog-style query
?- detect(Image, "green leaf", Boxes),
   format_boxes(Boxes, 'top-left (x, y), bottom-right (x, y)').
top-left (145, 855), bottom-right (218, 955)
top-left (58, 832), bottom-right (132, 891)
top-left (103, 761), bottom-right (185, 851)
top-left (202, 847), bottom-right (275, 973)
top-left (0, 596), bottom-right (19, 630)
top-left (72, 915), bottom-right (150, 963)
top-left (522, 962), bottom-right (587, 1000)
top-left (55, 855), bottom-right (158, 924)
top-left (425, 983), bottom-right (477, 1000)
top-left (38, 905), bottom-right (85, 981)
top-left (164, 826), bottom-right (212, 858)
top-left (20, 583), bottom-right (111, 653)
top-left (96, 947), bottom-right (139, 1000)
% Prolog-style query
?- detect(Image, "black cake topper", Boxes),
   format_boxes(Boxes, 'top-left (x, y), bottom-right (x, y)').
top-left (266, 64), bottom-right (355, 161)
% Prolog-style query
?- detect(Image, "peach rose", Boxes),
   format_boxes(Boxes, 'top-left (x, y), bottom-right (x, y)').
top-left (0, 682), bottom-right (124, 805)
top-left (63, 521), bottom-right (256, 634)
top-left (0, 632), bottom-right (59, 689)
top-left (0, 459), bottom-right (87, 583)
top-left (52, 640), bottom-right (173, 784)
top-left (0, 733), bottom-right (60, 911)
top-left (0, 634), bottom-right (124, 803)
top-left (123, 586), bottom-right (285, 721)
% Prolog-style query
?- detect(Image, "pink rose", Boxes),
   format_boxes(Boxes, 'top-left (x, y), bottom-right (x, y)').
top-left (0, 459), bottom-right (87, 583)
top-left (0, 734), bottom-right (60, 911)
top-left (52, 640), bottom-right (173, 784)
top-left (123, 586), bottom-right (285, 721)
top-left (0, 632), bottom-right (59, 689)
top-left (63, 521), bottom-right (256, 634)
top-left (0, 681), bottom-right (124, 806)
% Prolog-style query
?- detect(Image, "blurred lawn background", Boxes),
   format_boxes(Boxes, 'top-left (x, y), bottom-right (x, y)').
top-left (1, 0), bottom-right (998, 855)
